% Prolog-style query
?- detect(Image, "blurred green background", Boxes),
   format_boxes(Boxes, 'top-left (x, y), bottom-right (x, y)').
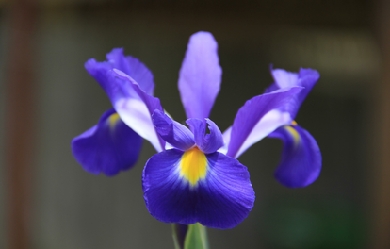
top-left (1, 0), bottom-right (389, 249)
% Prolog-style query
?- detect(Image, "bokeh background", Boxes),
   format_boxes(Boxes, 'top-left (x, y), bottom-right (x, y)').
top-left (1, 0), bottom-right (390, 249)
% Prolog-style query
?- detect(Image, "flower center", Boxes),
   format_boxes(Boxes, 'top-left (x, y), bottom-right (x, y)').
top-left (179, 147), bottom-right (207, 187)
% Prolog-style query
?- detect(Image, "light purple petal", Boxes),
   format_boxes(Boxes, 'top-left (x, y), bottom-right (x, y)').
top-left (105, 70), bottom-right (165, 152)
top-left (271, 68), bottom-right (300, 89)
top-left (269, 124), bottom-right (321, 188)
top-left (72, 109), bottom-right (142, 176)
top-left (265, 67), bottom-right (320, 119)
top-left (152, 109), bottom-right (195, 151)
top-left (142, 149), bottom-right (254, 229)
top-left (227, 87), bottom-right (302, 158)
top-left (178, 31), bottom-right (222, 119)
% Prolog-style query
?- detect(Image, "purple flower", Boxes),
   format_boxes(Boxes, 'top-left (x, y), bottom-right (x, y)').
top-left (266, 68), bottom-right (322, 188)
top-left (71, 32), bottom-right (321, 229)
top-left (71, 48), bottom-right (154, 175)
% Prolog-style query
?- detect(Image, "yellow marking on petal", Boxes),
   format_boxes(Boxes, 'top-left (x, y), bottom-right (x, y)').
top-left (284, 125), bottom-right (301, 144)
top-left (107, 113), bottom-right (121, 128)
top-left (291, 120), bottom-right (298, 126)
top-left (180, 147), bottom-right (208, 187)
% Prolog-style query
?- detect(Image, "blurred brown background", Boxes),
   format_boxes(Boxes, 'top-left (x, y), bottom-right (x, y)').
top-left (1, 0), bottom-right (390, 248)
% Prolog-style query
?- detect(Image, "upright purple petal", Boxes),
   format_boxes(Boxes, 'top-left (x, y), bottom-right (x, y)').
top-left (269, 124), bottom-right (321, 188)
top-left (178, 32), bottom-right (222, 119)
top-left (104, 69), bottom-right (165, 152)
top-left (152, 109), bottom-right (195, 151)
top-left (72, 109), bottom-right (142, 176)
top-left (142, 149), bottom-right (254, 229)
top-left (227, 87), bottom-right (302, 158)
top-left (85, 48), bottom-right (154, 96)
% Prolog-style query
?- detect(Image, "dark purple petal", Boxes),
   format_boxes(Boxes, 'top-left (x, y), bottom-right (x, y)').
top-left (178, 32), bottom-right (222, 119)
top-left (269, 124), bottom-right (321, 188)
top-left (186, 118), bottom-right (224, 154)
top-left (142, 149), bottom-right (254, 229)
top-left (72, 108), bottom-right (142, 176)
top-left (105, 69), bottom-right (165, 151)
top-left (85, 48), bottom-right (154, 95)
top-left (152, 109), bottom-right (195, 151)
top-left (227, 87), bottom-right (302, 158)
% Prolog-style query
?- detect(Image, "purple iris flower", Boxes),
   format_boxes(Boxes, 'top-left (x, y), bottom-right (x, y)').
top-left (265, 68), bottom-right (322, 188)
top-left (71, 49), bottom-right (153, 175)
top-left (71, 31), bottom-right (321, 229)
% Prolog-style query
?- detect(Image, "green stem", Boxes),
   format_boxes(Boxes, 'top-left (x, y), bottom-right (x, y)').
top-left (172, 223), bottom-right (209, 249)
top-left (172, 224), bottom-right (188, 249)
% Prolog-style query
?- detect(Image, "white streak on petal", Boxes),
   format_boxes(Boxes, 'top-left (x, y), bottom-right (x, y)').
top-left (272, 69), bottom-right (300, 89)
top-left (224, 109), bottom-right (291, 158)
top-left (115, 98), bottom-right (163, 152)
top-left (218, 126), bottom-right (232, 155)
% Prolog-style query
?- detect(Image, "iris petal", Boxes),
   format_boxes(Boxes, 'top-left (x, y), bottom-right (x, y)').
top-left (266, 68), bottom-right (320, 119)
top-left (269, 124), bottom-right (321, 188)
top-left (227, 87), bottom-right (302, 158)
top-left (105, 69), bottom-right (165, 152)
top-left (142, 149), bottom-right (254, 229)
top-left (202, 119), bottom-right (224, 154)
top-left (186, 118), bottom-right (205, 147)
top-left (72, 108), bottom-right (142, 176)
top-left (85, 48), bottom-right (154, 96)
top-left (187, 118), bottom-right (224, 154)
top-left (178, 31), bottom-right (222, 119)
top-left (152, 109), bottom-right (195, 151)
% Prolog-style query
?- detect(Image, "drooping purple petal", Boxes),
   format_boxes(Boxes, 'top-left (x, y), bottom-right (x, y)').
top-left (152, 109), bottom-right (195, 151)
top-left (178, 31), bottom-right (222, 119)
top-left (105, 69), bottom-right (165, 152)
top-left (187, 118), bottom-right (224, 154)
top-left (142, 149), bottom-right (254, 229)
top-left (265, 67), bottom-right (320, 119)
top-left (269, 124), bottom-right (321, 188)
top-left (227, 87), bottom-right (303, 158)
top-left (72, 108), bottom-right (142, 176)
top-left (85, 48), bottom-right (154, 96)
